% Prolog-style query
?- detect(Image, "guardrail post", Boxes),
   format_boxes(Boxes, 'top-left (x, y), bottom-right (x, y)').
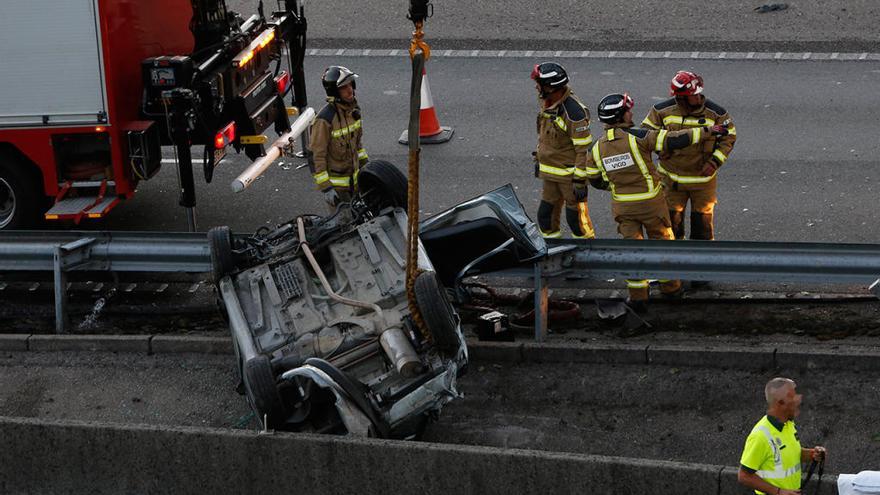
top-left (534, 262), bottom-right (548, 342)
top-left (52, 246), bottom-right (68, 334)
top-left (51, 238), bottom-right (97, 333)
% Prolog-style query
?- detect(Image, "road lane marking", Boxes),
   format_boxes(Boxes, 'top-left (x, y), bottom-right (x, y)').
top-left (304, 48), bottom-right (880, 62)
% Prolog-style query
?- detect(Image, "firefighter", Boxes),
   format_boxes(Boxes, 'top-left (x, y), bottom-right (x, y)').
top-left (531, 62), bottom-right (595, 239)
top-left (309, 66), bottom-right (369, 210)
top-left (642, 71), bottom-right (737, 250)
top-left (738, 377), bottom-right (827, 495)
top-left (583, 93), bottom-right (727, 309)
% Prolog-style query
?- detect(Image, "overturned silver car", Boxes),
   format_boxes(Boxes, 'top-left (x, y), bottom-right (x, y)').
top-left (210, 161), bottom-right (467, 438)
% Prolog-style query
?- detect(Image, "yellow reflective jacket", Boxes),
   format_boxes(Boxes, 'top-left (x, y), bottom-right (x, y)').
top-left (535, 88), bottom-right (593, 184)
top-left (642, 97), bottom-right (736, 185)
top-left (584, 124), bottom-right (706, 204)
top-left (309, 98), bottom-right (369, 190)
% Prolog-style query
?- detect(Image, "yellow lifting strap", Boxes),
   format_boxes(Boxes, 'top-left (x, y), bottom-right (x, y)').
top-left (404, 6), bottom-right (432, 343)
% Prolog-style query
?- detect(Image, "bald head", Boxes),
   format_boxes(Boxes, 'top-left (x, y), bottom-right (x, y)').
top-left (765, 377), bottom-right (795, 406)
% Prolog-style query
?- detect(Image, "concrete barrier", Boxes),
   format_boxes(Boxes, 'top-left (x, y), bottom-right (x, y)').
top-left (719, 466), bottom-right (838, 494)
top-left (0, 416), bottom-right (727, 495)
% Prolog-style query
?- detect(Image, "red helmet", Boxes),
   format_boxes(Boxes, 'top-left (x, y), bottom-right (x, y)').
top-left (670, 71), bottom-right (704, 96)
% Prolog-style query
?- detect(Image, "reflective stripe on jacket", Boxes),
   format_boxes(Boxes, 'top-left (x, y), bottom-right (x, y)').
top-left (642, 97), bottom-right (736, 184)
top-left (740, 416), bottom-right (803, 494)
top-left (309, 98), bottom-right (368, 189)
top-left (584, 125), bottom-right (703, 203)
top-left (536, 88), bottom-right (593, 183)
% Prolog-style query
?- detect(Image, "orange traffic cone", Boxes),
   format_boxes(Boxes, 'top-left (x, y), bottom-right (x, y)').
top-left (399, 67), bottom-right (454, 145)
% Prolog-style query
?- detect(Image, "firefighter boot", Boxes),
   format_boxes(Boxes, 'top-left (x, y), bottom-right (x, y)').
top-left (669, 209), bottom-right (686, 240)
top-left (659, 279), bottom-right (684, 298)
top-left (537, 200), bottom-right (561, 238)
top-left (625, 281), bottom-right (649, 314)
top-left (566, 204), bottom-right (595, 239)
top-left (690, 211), bottom-right (714, 289)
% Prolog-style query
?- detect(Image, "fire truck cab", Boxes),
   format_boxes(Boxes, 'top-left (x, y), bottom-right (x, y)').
top-left (0, 0), bottom-right (307, 230)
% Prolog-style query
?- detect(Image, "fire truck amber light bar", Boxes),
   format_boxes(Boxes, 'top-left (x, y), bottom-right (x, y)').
top-left (215, 122), bottom-right (236, 149)
top-left (234, 29), bottom-right (276, 68)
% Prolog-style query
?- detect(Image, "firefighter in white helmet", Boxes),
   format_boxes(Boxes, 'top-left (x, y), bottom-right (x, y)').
top-left (309, 66), bottom-right (369, 211)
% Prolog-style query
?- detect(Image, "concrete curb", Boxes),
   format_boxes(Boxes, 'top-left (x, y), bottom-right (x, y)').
top-left (522, 342), bottom-right (647, 365)
top-left (646, 345), bottom-right (776, 370)
top-left (0, 334), bottom-right (29, 351)
top-left (150, 335), bottom-right (232, 355)
top-left (2, 416), bottom-right (832, 495)
top-left (3, 333), bottom-right (880, 371)
top-left (775, 348), bottom-right (880, 372)
top-left (27, 334), bottom-right (151, 353)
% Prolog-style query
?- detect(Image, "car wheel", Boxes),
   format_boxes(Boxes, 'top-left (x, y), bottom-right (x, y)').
top-left (208, 226), bottom-right (235, 284)
top-left (414, 271), bottom-right (462, 353)
top-left (356, 160), bottom-right (408, 215)
top-left (231, 336), bottom-right (245, 396)
top-left (243, 355), bottom-right (286, 429)
top-left (0, 159), bottom-right (42, 230)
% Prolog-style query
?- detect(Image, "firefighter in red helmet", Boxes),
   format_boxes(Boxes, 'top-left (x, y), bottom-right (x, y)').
top-left (642, 71), bottom-right (737, 287)
top-left (584, 93), bottom-right (727, 310)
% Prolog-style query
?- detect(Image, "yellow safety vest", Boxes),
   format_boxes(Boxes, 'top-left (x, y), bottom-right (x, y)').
top-left (740, 416), bottom-right (803, 494)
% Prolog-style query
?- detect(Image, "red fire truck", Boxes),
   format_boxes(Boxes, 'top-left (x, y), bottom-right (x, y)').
top-left (0, 0), bottom-right (307, 231)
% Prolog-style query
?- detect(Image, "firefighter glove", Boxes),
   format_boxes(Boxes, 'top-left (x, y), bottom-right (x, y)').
top-left (322, 188), bottom-right (340, 207)
top-left (573, 181), bottom-right (589, 202)
top-left (532, 151), bottom-right (539, 177)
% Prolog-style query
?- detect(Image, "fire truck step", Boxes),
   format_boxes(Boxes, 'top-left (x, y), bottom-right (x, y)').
top-left (45, 196), bottom-right (120, 220)
top-left (83, 197), bottom-right (120, 218)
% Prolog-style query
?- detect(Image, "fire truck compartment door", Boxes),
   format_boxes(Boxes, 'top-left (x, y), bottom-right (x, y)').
top-left (0, 0), bottom-right (108, 128)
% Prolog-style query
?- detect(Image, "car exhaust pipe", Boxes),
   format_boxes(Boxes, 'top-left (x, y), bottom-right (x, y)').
top-left (295, 217), bottom-right (422, 377)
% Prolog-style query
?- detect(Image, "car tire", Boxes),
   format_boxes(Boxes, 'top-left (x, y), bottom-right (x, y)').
top-left (356, 160), bottom-right (408, 215)
top-left (0, 158), bottom-right (42, 230)
top-left (243, 355), bottom-right (286, 429)
top-left (414, 271), bottom-right (461, 353)
top-left (231, 336), bottom-right (245, 396)
top-left (208, 226), bottom-right (234, 284)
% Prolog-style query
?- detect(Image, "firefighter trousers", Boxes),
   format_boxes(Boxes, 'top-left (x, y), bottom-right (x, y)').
top-left (664, 178), bottom-right (717, 241)
top-left (612, 196), bottom-right (682, 301)
top-left (538, 179), bottom-right (595, 239)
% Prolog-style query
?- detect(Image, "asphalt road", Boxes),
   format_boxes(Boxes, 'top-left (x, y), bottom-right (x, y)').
top-left (226, 0), bottom-right (880, 52)
top-left (90, 55), bottom-right (880, 244)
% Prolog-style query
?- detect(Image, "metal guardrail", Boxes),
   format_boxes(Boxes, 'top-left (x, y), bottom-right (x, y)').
top-left (2, 231), bottom-right (879, 336)
top-left (493, 238), bottom-right (880, 341)
top-left (541, 238), bottom-right (880, 284)
top-left (0, 231), bottom-right (211, 333)
top-left (0, 231), bottom-right (211, 272)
